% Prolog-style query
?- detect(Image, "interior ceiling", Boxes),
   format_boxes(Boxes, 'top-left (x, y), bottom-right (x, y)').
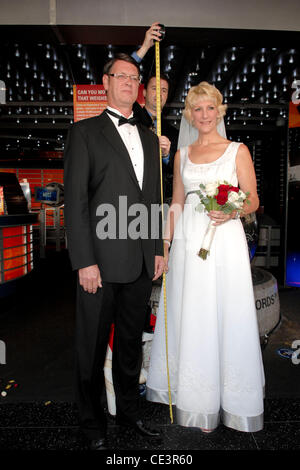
top-left (0, 25), bottom-right (299, 159)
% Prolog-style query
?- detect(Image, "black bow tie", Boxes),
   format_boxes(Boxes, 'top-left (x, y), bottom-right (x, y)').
top-left (106, 109), bottom-right (138, 127)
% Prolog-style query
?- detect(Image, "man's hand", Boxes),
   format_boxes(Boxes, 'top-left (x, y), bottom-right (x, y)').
top-left (79, 264), bottom-right (102, 294)
top-left (159, 135), bottom-right (171, 157)
top-left (136, 22), bottom-right (162, 59)
top-left (152, 255), bottom-right (165, 281)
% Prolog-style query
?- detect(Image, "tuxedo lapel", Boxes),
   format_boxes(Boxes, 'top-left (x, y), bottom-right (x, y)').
top-left (137, 124), bottom-right (152, 194)
top-left (97, 113), bottom-right (142, 191)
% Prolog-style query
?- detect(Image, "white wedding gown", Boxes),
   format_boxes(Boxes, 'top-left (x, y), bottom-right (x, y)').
top-left (146, 141), bottom-right (265, 432)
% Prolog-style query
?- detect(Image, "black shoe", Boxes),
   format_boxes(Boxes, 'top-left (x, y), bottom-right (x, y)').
top-left (133, 419), bottom-right (161, 438)
top-left (116, 416), bottom-right (160, 438)
top-left (89, 437), bottom-right (107, 450)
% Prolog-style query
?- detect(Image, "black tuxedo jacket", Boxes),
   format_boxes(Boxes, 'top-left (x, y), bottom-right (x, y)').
top-left (64, 111), bottom-right (163, 283)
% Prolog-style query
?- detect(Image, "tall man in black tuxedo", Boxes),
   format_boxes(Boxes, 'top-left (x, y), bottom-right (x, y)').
top-left (64, 53), bottom-right (164, 450)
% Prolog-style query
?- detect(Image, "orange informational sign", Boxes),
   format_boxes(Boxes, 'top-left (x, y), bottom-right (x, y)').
top-left (73, 84), bottom-right (145, 122)
top-left (73, 85), bottom-right (107, 122)
top-left (289, 101), bottom-right (300, 128)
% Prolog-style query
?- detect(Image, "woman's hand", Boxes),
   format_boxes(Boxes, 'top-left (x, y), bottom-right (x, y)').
top-left (163, 242), bottom-right (170, 273)
top-left (208, 210), bottom-right (234, 226)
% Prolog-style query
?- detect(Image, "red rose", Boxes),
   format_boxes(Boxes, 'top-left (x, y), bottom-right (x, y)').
top-left (218, 184), bottom-right (231, 193)
top-left (215, 190), bottom-right (228, 205)
top-left (229, 186), bottom-right (239, 193)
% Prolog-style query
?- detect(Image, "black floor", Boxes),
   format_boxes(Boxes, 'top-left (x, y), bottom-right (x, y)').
top-left (1, 249), bottom-right (300, 452)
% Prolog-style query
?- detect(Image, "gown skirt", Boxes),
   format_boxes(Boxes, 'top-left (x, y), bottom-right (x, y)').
top-left (146, 142), bottom-right (265, 432)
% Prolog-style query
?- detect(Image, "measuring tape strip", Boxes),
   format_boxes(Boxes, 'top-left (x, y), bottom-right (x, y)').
top-left (155, 41), bottom-right (173, 424)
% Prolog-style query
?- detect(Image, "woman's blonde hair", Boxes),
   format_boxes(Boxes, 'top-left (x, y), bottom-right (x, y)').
top-left (183, 81), bottom-right (227, 125)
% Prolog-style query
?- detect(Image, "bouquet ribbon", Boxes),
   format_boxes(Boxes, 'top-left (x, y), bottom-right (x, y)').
top-left (198, 220), bottom-right (216, 260)
top-left (186, 190), bottom-right (216, 259)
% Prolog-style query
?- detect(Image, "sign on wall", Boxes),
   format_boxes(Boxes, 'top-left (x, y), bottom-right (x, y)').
top-left (73, 84), bottom-right (145, 122)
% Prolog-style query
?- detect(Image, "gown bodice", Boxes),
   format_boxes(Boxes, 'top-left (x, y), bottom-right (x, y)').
top-left (180, 141), bottom-right (241, 195)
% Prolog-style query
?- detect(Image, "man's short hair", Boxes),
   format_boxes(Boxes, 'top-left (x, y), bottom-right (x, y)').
top-left (144, 73), bottom-right (170, 90)
top-left (103, 53), bottom-right (140, 76)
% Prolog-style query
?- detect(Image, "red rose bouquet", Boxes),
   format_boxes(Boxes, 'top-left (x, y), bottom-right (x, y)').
top-left (195, 181), bottom-right (250, 260)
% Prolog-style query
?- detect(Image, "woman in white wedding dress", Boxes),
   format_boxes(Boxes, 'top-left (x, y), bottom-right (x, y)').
top-left (146, 82), bottom-right (265, 433)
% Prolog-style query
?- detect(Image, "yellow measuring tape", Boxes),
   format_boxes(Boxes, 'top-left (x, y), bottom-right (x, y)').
top-left (155, 40), bottom-right (173, 424)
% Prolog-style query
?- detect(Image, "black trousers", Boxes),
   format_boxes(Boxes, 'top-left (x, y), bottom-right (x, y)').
top-left (75, 263), bottom-right (152, 440)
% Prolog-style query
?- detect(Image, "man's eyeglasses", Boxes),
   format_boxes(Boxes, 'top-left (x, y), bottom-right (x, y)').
top-left (108, 73), bottom-right (141, 83)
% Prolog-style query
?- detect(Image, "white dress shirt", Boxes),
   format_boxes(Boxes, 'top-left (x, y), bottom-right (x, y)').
top-left (106, 106), bottom-right (144, 190)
